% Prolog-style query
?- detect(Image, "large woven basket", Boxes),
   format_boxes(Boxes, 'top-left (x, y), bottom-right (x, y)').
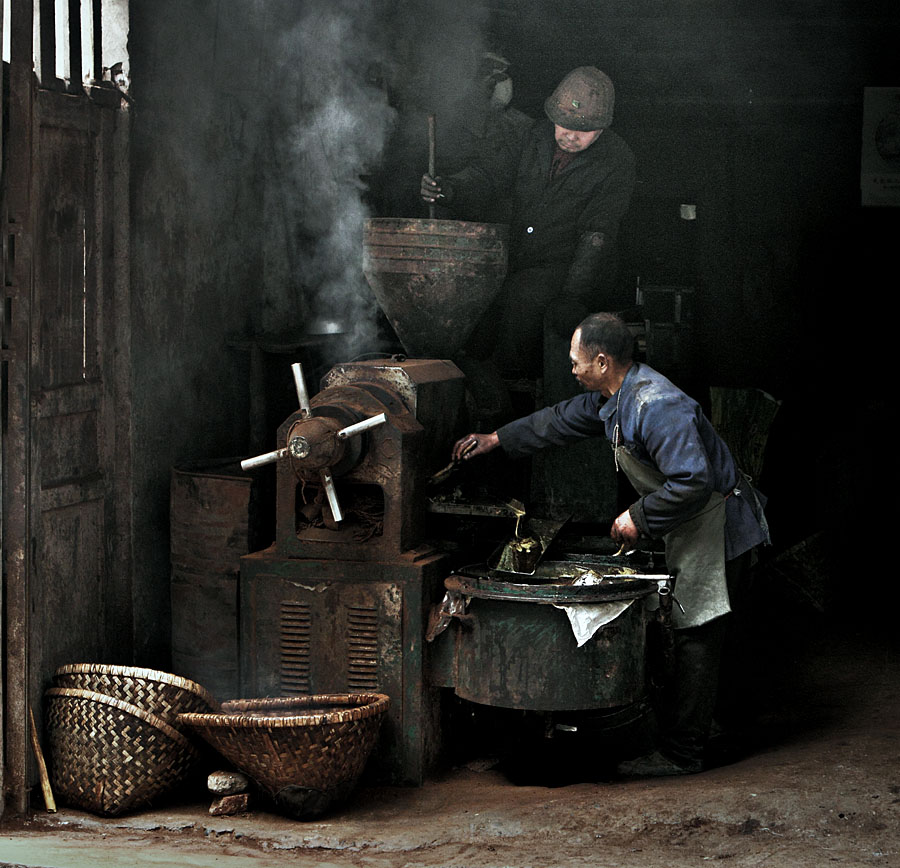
top-left (45, 687), bottom-right (203, 816)
top-left (179, 693), bottom-right (390, 818)
top-left (53, 663), bottom-right (218, 724)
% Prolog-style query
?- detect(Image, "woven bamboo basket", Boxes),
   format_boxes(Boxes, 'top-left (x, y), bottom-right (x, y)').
top-left (53, 663), bottom-right (218, 724)
top-left (179, 693), bottom-right (390, 818)
top-left (45, 687), bottom-right (203, 816)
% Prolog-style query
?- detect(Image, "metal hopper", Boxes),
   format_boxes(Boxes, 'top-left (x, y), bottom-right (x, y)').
top-left (362, 217), bottom-right (509, 358)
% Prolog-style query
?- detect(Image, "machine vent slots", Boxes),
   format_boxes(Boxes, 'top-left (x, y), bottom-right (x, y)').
top-left (347, 606), bottom-right (379, 691)
top-left (280, 601), bottom-right (311, 695)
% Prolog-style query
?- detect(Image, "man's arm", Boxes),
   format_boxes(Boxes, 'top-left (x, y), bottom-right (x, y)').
top-left (450, 392), bottom-right (605, 467)
top-left (628, 397), bottom-right (715, 538)
top-left (431, 121), bottom-right (536, 218)
top-left (562, 143), bottom-right (636, 297)
top-left (497, 392), bottom-right (606, 459)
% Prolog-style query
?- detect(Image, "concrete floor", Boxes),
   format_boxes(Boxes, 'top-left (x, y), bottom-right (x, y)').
top-left (2, 619), bottom-right (898, 868)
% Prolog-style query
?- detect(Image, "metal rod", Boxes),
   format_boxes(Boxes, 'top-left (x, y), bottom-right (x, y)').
top-left (241, 447), bottom-right (288, 471)
top-left (321, 470), bottom-right (343, 523)
top-left (601, 573), bottom-right (674, 581)
top-left (427, 114), bottom-right (436, 219)
top-left (292, 362), bottom-right (311, 417)
top-left (337, 413), bottom-right (386, 440)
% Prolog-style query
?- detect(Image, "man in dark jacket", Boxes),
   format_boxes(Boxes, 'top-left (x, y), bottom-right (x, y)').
top-left (450, 312), bottom-right (770, 777)
top-left (421, 67), bottom-right (635, 385)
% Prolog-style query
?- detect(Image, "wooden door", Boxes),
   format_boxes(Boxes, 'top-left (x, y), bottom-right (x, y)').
top-left (2, 0), bottom-right (131, 815)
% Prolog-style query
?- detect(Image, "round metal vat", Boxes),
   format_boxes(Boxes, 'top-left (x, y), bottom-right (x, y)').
top-left (446, 572), bottom-right (659, 712)
top-left (362, 218), bottom-right (508, 358)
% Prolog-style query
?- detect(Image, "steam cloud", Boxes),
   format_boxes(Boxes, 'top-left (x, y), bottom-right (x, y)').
top-left (266, 0), bottom-right (491, 359)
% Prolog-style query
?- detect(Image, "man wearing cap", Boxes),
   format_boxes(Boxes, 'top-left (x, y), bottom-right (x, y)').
top-left (421, 66), bottom-right (635, 388)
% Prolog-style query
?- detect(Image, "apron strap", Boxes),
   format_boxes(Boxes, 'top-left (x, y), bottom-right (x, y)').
top-left (736, 470), bottom-right (772, 546)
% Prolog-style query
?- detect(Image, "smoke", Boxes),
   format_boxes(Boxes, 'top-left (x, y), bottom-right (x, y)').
top-left (265, 0), bottom-right (491, 358)
top-left (264, 1), bottom-right (389, 353)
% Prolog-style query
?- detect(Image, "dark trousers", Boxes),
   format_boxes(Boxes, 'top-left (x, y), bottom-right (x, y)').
top-left (658, 552), bottom-right (751, 769)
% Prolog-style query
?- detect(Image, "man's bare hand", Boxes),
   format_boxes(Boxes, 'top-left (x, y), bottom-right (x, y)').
top-left (451, 432), bottom-right (499, 461)
top-left (611, 509), bottom-right (640, 546)
top-left (421, 173), bottom-right (445, 203)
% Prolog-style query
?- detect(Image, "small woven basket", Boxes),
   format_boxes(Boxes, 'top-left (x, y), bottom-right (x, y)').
top-left (45, 687), bottom-right (202, 816)
top-left (179, 693), bottom-right (390, 818)
top-left (53, 663), bottom-right (218, 724)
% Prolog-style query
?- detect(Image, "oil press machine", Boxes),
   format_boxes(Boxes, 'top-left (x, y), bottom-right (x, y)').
top-left (237, 218), bottom-right (672, 785)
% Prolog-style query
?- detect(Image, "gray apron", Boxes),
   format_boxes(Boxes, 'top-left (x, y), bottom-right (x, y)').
top-left (615, 447), bottom-right (731, 630)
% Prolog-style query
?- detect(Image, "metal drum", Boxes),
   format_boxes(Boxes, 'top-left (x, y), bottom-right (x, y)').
top-left (362, 218), bottom-right (508, 358)
top-left (170, 459), bottom-right (260, 702)
top-left (444, 567), bottom-right (663, 712)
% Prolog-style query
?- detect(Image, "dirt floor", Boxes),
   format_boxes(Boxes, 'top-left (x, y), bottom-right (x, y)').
top-left (2, 615), bottom-right (899, 868)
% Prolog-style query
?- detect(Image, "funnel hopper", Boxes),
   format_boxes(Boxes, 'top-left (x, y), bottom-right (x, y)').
top-left (363, 218), bottom-right (508, 358)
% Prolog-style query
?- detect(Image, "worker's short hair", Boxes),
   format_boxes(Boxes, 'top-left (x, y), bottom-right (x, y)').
top-left (576, 312), bottom-right (635, 363)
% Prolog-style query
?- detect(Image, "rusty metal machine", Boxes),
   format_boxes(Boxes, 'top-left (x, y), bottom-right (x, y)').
top-left (234, 216), bottom-right (671, 786)
top-left (238, 356), bottom-right (468, 785)
top-left (237, 217), bottom-right (515, 785)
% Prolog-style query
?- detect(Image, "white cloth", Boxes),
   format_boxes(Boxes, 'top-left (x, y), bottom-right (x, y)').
top-left (555, 598), bottom-right (634, 647)
top-left (553, 572), bottom-right (634, 647)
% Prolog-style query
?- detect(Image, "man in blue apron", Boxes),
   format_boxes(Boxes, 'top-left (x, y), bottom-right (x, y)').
top-left (451, 312), bottom-right (770, 776)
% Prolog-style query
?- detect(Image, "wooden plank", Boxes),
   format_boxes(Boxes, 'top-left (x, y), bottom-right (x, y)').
top-left (4, 0), bottom-right (36, 819)
top-left (30, 381), bottom-right (101, 416)
top-left (0, 0), bottom-right (5, 817)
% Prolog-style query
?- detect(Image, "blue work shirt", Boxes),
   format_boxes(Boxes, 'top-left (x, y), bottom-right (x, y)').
top-left (497, 362), bottom-right (768, 560)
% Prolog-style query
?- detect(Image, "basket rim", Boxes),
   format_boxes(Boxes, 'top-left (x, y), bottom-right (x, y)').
top-left (45, 687), bottom-right (196, 750)
top-left (53, 663), bottom-right (217, 707)
top-left (178, 693), bottom-right (390, 729)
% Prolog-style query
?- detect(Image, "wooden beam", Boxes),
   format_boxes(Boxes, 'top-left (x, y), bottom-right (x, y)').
top-left (4, 0), bottom-right (36, 819)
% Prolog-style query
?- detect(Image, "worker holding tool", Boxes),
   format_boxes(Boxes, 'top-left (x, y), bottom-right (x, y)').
top-left (421, 66), bottom-right (635, 399)
top-left (451, 312), bottom-right (770, 777)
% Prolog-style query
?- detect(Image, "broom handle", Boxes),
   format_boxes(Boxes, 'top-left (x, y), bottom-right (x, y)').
top-left (29, 705), bottom-right (57, 812)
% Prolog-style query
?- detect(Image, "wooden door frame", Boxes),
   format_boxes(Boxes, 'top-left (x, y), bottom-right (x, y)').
top-left (3, 0), bottom-right (37, 818)
top-left (2, 0), bottom-right (132, 816)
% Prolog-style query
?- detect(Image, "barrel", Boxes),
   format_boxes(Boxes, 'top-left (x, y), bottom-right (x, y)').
top-left (362, 218), bottom-right (508, 358)
top-left (443, 570), bottom-right (660, 711)
top-left (170, 459), bottom-right (260, 702)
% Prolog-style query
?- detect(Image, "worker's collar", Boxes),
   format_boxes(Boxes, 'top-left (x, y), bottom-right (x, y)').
top-left (598, 363), bottom-right (637, 420)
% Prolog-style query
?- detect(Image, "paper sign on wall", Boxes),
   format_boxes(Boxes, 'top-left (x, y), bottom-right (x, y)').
top-left (861, 87), bottom-right (900, 207)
